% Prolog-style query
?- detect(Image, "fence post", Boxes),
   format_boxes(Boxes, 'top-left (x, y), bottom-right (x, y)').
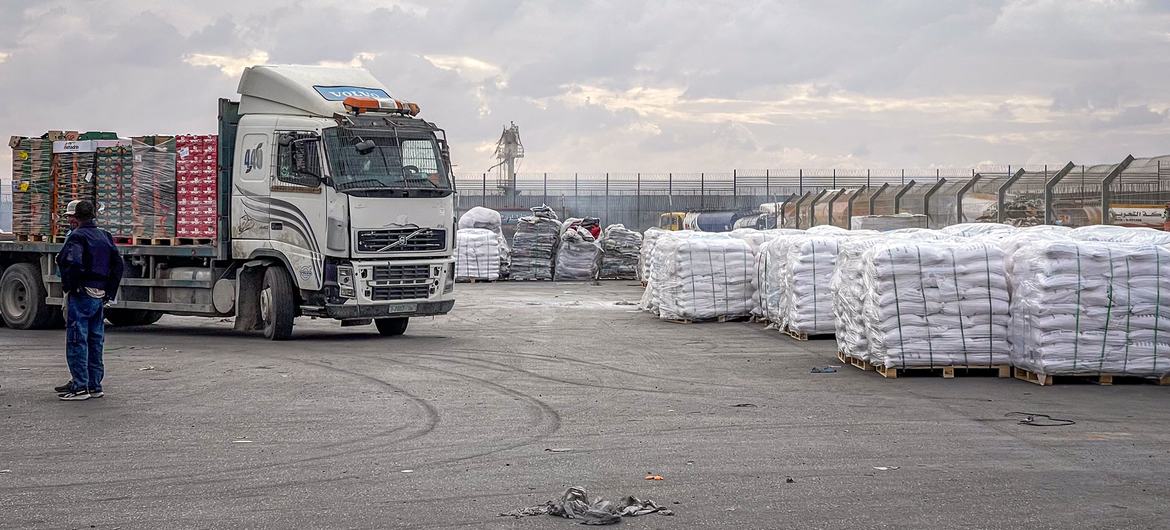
top-left (901, 169), bottom-right (905, 185)
top-left (867, 169), bottom-right (871, 187)
top-left (732, 169), bottom-right (738, 200)
top-left (799, 169), bottom-right (804, 194)
top-left (668, 172), bottom-right (673, 209)
top-left (636, 172), bottom-right (641, 230)
top-left (832, 169), bottom-right (837, 188)
top-left (700, 172), bottom-right (705, 210)
top-left (765, 169), bottom-right (770, 202)
top-left (605, 172), bottom-right (610, 226)
top-left (574, 173), bottom-right (578, 218)
top-left (481, 173), bottom-right (487, 207)
top-left (543, 172), bottom-right (548, 206)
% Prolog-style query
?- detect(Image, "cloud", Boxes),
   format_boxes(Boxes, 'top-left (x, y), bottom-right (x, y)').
top-left (0, 51), bottom-right (9, 63)
top-left (317, 51), bottom-right (377, 69)
top-left (183, 50), bottom-right (270, 76)
top-left (423, 54), bottom-right (506, 87)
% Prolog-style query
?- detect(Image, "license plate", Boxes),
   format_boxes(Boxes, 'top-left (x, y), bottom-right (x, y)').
top-left (386, 303), bottom-right (417, 314)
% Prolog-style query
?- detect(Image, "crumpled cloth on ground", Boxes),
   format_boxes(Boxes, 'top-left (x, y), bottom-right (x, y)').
top-left (499, 487), bottom-right (675, 525)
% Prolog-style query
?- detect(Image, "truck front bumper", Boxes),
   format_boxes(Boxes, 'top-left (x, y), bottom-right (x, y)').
top-left (303, 299), bottom-right (455, 319)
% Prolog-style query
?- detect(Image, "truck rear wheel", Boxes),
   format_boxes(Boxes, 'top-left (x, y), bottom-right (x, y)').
top-left (107, 309), bottom-right (163, 327)
top-left (375, 317), bottom-right (409, 336)
top-left (0, 263), bottom-right (57, 330)
top-left (261, 265), bottom-right (296, 340)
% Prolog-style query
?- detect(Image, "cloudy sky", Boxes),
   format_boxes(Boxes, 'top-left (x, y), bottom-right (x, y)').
top-left (2, 0), bottom-right (1169, 183)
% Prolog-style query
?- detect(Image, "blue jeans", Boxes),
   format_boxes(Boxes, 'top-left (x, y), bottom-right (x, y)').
top-left (66, 294), bottom-right (105, 392)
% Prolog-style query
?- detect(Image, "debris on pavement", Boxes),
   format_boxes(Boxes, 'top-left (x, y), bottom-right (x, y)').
top-left (231, 439), bottom-right (253, 444)
top-left (545, 448), bottom-right (573, 453)
top-left (872, 466), bottom-right (900, 471)
top-left (810, 366), bottom-right (838, 373)
top-left (785, 477), bottom-right (795, 483)
top-left (1006, 412), bottom-right (1076, 427)
top-left (644, 474), bottom-right (664, 481)
top-left (499, 487), bottom-right (675, 524)
top-left (138, 366), bottom-right (156, 371)
top-left (614, 301), bottom-right (637, 306)
top-left (732, 403), bottom-right (758, 408)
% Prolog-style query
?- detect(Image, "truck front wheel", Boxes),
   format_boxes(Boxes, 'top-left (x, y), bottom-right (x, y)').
top-left (375, 317), bottom-right (409, 336)
top-left (261, 266), bottom-right (296, 340)
top-left (0, 263), bottom-right (57, 330)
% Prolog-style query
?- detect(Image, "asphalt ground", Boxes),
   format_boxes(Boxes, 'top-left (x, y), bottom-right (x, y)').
top-left (2, 281), bottom-right (1169, 529)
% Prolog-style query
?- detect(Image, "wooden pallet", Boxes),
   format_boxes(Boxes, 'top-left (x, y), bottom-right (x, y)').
top-left (837, 351), bottom-right (874, 371)
top-left (50, 235), bottom-right (68, 243)
top-left (875, 364), bottom-right (1011, 379)
top-left (457, 278), bottom-right (496, 284)
top-left (783, 326), bottom-right (835, 341)
top-left (1013, 367), bottom-right (1170, 386)
top-left (15, 234), bottom-right (49, 242)
top-left (128, 237), bottom-right (173, 246)
top-left (176, 238), bottom-right (214, 246)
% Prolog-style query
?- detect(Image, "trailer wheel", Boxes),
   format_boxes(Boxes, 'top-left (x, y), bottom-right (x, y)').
top-left (107, 309), bottom-right (163, 327)
top-left (0, 263), bottom-right (56, 330)
top-left (375, 317), bottom-right (409, 336)
top-left (261, 265), bottom-right (296, 340)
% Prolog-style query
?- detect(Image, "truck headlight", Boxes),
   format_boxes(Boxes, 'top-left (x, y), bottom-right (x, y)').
top-left (338, 265), bottom-right (356, 298)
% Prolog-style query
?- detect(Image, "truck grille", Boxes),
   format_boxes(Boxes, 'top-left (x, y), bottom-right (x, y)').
top-left (371, 285), bottom-right (432, 301)
top-left (357, 228), bottom-right (446, 253)
top-left (371, 264), bottom-right (431, 282)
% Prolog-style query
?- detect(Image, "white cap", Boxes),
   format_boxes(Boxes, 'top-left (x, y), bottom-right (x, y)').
top-left (64, 200), bottom-right (82, 216)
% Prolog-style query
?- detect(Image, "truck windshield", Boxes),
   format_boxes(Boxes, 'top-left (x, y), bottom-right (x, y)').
top-left (322, 127), bottom-right (452, 194)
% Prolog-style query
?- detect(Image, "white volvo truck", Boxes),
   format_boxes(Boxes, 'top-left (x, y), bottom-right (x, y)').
top-left (0, 65), bottom-right (457, 339)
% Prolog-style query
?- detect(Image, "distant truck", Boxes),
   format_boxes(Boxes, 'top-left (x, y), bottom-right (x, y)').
top-left (0, 65), bottom-right (457, 339)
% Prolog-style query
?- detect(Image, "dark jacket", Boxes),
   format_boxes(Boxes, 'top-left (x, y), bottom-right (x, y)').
top-left (55, 221), bottom-right (124, 301)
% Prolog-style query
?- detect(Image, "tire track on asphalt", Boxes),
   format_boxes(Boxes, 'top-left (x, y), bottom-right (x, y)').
top-left (4, 356), bottom-right (440, 492)
top-left (352, 354), bottom-right (562, 467)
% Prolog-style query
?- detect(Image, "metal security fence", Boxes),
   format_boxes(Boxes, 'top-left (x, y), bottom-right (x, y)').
top-left (454, 156), bottom-right (1170, 232)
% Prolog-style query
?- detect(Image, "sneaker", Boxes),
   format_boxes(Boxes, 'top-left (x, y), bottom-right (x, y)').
top-left (58, 390), bottom-right (90, 401)
top-left (89, 390), bottom-right (104, 398)
top-left (54, 381), bottom-right (75, 393)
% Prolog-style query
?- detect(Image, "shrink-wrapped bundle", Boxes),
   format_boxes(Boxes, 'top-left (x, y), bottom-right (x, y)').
top-left (763, 232), bottom-right (855, 335)
top-left (941, 222), bottom-right (1018, 240)
top-left (459, 207), bottom-right (510, 276)
top-left (455, 228), bottom-right (502, 281)
top-left (511, 214), bottom-right (560, 280)
top-left (1009, 240), bottom-right (1170, 378)
top-left (651, 235), bottom-right (754, 321)
top-left (640, 228), bottom-right (670, 281)
top-left (555, 227), bottom-right (602, 281)
top-left (861, 240), bottom-right (1012, 369)
top-left (599, 224), bottom-right (642, 279)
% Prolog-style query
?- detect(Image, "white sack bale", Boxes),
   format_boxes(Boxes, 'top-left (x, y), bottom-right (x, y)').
top-left (455, 228), bottom-right (502, 281)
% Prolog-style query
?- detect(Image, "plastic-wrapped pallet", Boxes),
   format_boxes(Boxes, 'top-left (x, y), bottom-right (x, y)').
top-left (459, 206), bottom-right (511, 276)
top-left (941, 222), bottom-right (1018, 240)
top-left (861, 240), bottom-right (1012, 369)
top-left (1070, 225), bottom-right (1170, 246)
top-left (639, 228), bottom-right (670, 281)
top-left (131, 136), bottom-right (177, 240)
top-left (94, 140), bottom-right (134, 238)
top-left (832, 230), bottom-right (954, 361)
top-left (555, 227), bottom-right (602, 281)
top-left (9, 136), bottom-right (53, 238)
top-left (745, 229), bottom-right (805, 319)
top-left (998, 225), bottom-right (1072, 277)
top-left (767, 232), bottom-right (854, 335)
top-left (640, 230), bottom-right (699, 313)
top-left (599, 224), bottom-right (642, 279)
top-left (851, 213), bottom-right (928, 232)
top-left (652, 234), bottom-right (754, 321)
top-left (1008, 240), bottom-right (1170, 379)
top-left (175, 134), bottom-right (218, 241)
top-left (511, 210), bottom-right (560, 280)
top-left (455, 228), bottom-right (502, 281)
top-left (51, 140), bottom-right (98, 238)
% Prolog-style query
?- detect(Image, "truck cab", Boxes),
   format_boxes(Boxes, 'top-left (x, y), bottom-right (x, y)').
top-left (223, 65), bottom-right (456, 338)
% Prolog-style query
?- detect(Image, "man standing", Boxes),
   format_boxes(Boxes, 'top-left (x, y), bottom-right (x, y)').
top-left (54, 200), bottom-right (123, 401)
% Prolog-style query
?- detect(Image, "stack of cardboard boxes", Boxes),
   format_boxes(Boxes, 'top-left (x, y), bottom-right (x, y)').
top-left (131, 136), bottom-right (177, 240)
top-left (175, 134), bottom-right (218, 240)
top-left (94, 140), bottom-right (135, 238)
top-left (9, 135), bottom-right (54, 238)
